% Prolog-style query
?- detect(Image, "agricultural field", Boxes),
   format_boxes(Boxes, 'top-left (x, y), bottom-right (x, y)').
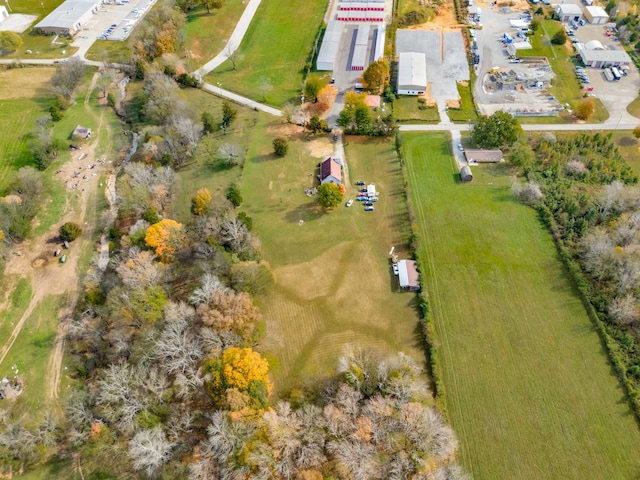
top-left (207, 0), bottom-right (326, 106)
top-left (240, 120), bottom-right (421, 395)
top-left (403, 132), bottom-right (640, 479)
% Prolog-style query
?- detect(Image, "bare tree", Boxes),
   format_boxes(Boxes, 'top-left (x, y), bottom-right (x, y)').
top-left (162, 115), bottom-right (204, 166)
top-left (116, 250), bottom-right (161, 289)
top-left (224, 42), bottom-right (244, 71)
top-left (608, 294), bottom-right (639, 326)
top-left (216, 143), bottom-right (245, 167)
top-left (128, 427), bottom-right (175, 477)
top-left (220, 218), bottom-right (259, 256)
top-left (153, 302), bottom-right (203, 376)
top-left (190, 273), bottom-right (228, 306)
top-left (258, 77), bottom-right (273, 102)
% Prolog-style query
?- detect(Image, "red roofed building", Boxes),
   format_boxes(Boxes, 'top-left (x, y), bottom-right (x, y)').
top-left (319, 157), bottom-right (342, 185)
top-left (398, 260), bottom-right (420, 291)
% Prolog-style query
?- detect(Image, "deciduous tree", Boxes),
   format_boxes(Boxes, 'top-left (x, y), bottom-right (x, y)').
top-left (362, 59), bottom-right (390, 94)
top-left (304, 76), bottom-right (325, 103)
top-left (317, 182), bottom-right (342, 208)
top-left (0, 31), bottom-right (22, 54)
top-left (576, 97), bottom-right (595, 121)
top-left (191, 187), bottom-right (212, 215)
top-left (471, 111), bottom-right (521, 149)
top-left (273, 136), bottom-right (289, 156)
top-left (60, 222), bottom-right (82, 241)
top-left (145, 219), bottom-right (187, 258)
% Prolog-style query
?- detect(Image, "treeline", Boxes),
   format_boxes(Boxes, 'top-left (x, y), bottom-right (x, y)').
top-left (510, 132), bottom-right (640, 415)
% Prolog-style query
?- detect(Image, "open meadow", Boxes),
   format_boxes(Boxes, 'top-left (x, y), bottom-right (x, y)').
top-left (207, 0), bottom-right (326, 106)
top-left (239, 121), bottom-right (422, 395)
top-left (403, 132), bottom-right (640, 479)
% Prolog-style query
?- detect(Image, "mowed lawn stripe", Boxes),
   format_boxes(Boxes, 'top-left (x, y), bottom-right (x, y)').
top-left (404, 133), bottom-right (640, 480)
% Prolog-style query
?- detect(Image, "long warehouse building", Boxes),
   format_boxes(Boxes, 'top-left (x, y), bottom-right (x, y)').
top-left (35, 0), bottom-right (102, 35)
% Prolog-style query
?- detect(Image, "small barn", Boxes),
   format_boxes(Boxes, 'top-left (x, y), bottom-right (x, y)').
top-left (584, 5), bottom-right (608, 24)
top-left (556, 3), bottom-right (583, 23)
top-left (460, 165), bottom-right (473, 182)
top-left (319, 157), bottom-right (342, 185)
top-left (398, 260), bottom-right (420, 291)
top-left (464, 149), bottom-right (503, 164)
top-left (397, 52), bottom-right (427, 95)
top-left (72, 125), bottom-right (92, 139)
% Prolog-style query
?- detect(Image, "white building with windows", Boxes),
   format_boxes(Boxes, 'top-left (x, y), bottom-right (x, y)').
top-left (397, 52), bottom-right (426, 95)
top-left (35, 0), bottom-right (102, 35)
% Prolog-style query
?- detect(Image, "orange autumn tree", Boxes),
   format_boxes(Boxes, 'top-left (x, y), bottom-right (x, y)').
top-left (203, 347), bottom-right (271, 409)
top-left (191, 187), bottom-right (212, 215)
top-left (145, 219), bottom-right (186, 259)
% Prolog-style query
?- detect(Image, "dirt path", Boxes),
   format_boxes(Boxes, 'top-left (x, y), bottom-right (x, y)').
top-left (1, 70), bottom-right (119, 404)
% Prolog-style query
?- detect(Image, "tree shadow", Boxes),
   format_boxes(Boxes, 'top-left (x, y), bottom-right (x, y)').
top-left (251, 153), bottom-right (279, 163)
top-left (618, 136), bottom-right (637, 147)
top-left (283, 202), bottom-right (324, 223)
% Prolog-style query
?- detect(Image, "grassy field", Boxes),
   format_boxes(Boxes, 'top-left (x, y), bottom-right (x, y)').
top-left (183, 0), bottom-right (247, 67)
top-left (448, 80), bottom-right (478, 122)
top-left (403, 132), bottom-right (640, 480)
top-left (393, 96), bottom-right (440, 123)
top-left (85, 40), bottom-right (132, 64)
top-left (239, 119), bottom-right (422, 395)
top-left (0, 68), bottom-right (55, 193)
top-left (627, 95), bottom-right (640, 118)
top-left (207, 0), bottom-right (326, 106)
top-left (520, 20), bottom-right (608, 123)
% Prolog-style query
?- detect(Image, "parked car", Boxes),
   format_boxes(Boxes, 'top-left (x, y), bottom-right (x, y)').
top-left (364, 201), bottom-right (373, 206)
top-left (392, 263), bottom-right (399, 275)
top-left (458, 143), bottom-right (464, 151)
top-left (369, 197), bottom-right (379, 202)
top-left (356, 196), bottom-right (368, 201)
top-left (364, 206), bottom-right (375, 211)
top-left (355, 180), bottom-right (366, 185)
top-left (346, 199), bottom-right (353, 207)
top-left (359, 188), bottom-right (367, 193)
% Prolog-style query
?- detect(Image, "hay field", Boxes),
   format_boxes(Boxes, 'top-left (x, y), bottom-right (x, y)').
top-left (242, 124), bottom-right (422, 394)
top-left (403, 132), bottom-right (640, 480)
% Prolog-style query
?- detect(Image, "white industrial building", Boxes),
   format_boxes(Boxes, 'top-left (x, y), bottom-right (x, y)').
top-left (35, 0), bottom-right (102, 35)
top-left (351, 24), bottom-right (370, 70)
top-left (576, 43), bottom-right (632, 68)
top-left (584, 5), bottom-right (609, 24)
top-left (397, 52), bottom-right (427, 95)
top-left (556, 3), bottom-right (583, 23)
top-left (317, 21), bottom-right (344, 71)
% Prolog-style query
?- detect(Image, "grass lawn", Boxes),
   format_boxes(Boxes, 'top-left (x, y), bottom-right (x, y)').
top-left (447, 80), bottom-right (477, 123)
top-left (183, 0), bottom-right (247, 67)
top-left (627, 95), bottom-right (640, 119)
top-left (393, 96), bottom-right (440, 123)
top-left (207, 0), bottom-right (326, 106)
top-left (520, 20), bottom-right (608, 123)
top-left (403, 132), bottom-right (640, 480)
top-left (84, 40), bottom-right (132, 64)
top-left (241, 119), bottom-right (422, 395)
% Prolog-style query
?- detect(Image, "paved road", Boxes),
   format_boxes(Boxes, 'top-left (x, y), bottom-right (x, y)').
top-left (195, 0), bottom-right (263, 78)
top-left (400, 122), bottom-right (639, 132)
top-left (201, 82), bottom-right (282, 116)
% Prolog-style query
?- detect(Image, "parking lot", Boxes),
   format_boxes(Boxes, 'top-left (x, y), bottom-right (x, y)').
top-left (70, 0), bottom-right (157, 56)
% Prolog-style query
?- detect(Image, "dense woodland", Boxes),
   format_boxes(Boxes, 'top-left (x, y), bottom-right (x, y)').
top-left (511, 132), bottom-right (640, 414)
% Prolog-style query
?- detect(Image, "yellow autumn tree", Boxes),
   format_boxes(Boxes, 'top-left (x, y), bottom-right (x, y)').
top-left (144, 219), bottom-right (186, 258)
top-left (0, 229), bottom-right (4, 241)
top-left (191, 187), bottom-right (212, 215)
top-left (203, 347), bottom-right (271, 408)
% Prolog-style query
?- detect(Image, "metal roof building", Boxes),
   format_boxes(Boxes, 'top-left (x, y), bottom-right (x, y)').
top-left (397, 52), bottom-right (426, 95)
top-left (556, 3), bottom-right (583, 23)
top-left (584, 5), bottom-right (608, 24)
top-left (317, 21), bottom-right (344, 71)
top-left (35, 0), bottom-right (102, 35)
top-left (398, 260), bottom-right (420, 290)
top-left (576, 44), bottom-right (632, 68)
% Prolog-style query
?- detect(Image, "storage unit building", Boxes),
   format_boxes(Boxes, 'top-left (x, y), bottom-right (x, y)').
top-left (317, 21), bottom-right (344, 71)
top-left (34, 0), bottom-right (102, 35)
top-left (576, 44), bottom-right (632, 68)
top-left (397, 52), bottom-right (427, 95)
top-left (556, 4), bottom-right (583, 23)
top-left (584, 5), bottom-right (608, 24)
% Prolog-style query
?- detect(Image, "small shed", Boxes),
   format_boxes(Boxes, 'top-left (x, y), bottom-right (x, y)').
top-left (398, 260), bottom-right (420, 291)
top-left (464, 149), bottom-right (503, 163)
top-left (72, 125), bottom-right (92, 139)
top-left (584, 5), bottom-right (608, 24)
top-left (460, 165), bottom-right (473, 182)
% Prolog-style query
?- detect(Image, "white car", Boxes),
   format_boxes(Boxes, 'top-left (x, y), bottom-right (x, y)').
top-left (346, 199), bottom-right (353, 207)
top-left (458, 143), bottom-right (464, 151)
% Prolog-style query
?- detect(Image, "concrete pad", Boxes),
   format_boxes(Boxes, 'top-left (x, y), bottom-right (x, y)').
top-left (0, 14), bottom-right (37, 33)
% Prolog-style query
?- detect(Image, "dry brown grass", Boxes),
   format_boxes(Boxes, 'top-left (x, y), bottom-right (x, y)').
top-left (0, 67), bottom-right (55, 100)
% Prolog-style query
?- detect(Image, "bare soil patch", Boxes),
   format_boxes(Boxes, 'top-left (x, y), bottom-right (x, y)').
top-left (306, 137), bottom-right (333, 158)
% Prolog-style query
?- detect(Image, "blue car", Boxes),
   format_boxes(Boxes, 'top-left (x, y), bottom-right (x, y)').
top-left (364, 206), bottom-right (375, 211)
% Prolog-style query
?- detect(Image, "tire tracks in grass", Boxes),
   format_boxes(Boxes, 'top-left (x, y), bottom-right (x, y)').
top-left (0, 290), bottom-right (42, 368)
top-left (404, 135), bottom-right (474, 467)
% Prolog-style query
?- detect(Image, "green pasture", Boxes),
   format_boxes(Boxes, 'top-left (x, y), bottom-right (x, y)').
top-left (403, 132), bottom-right (640, 480)
top-left (520, 20), bottom-right (608, 123)
top-left (240, 119), bottom-right (422, 395)
top-left (85, 40), bottom-right (132, 64)
top-left (207, 0), bottom-right (326, 106)
top-left (627, 95), bottom-right (640, 118)
top-left (393, 97), bottom-right (440, 123)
